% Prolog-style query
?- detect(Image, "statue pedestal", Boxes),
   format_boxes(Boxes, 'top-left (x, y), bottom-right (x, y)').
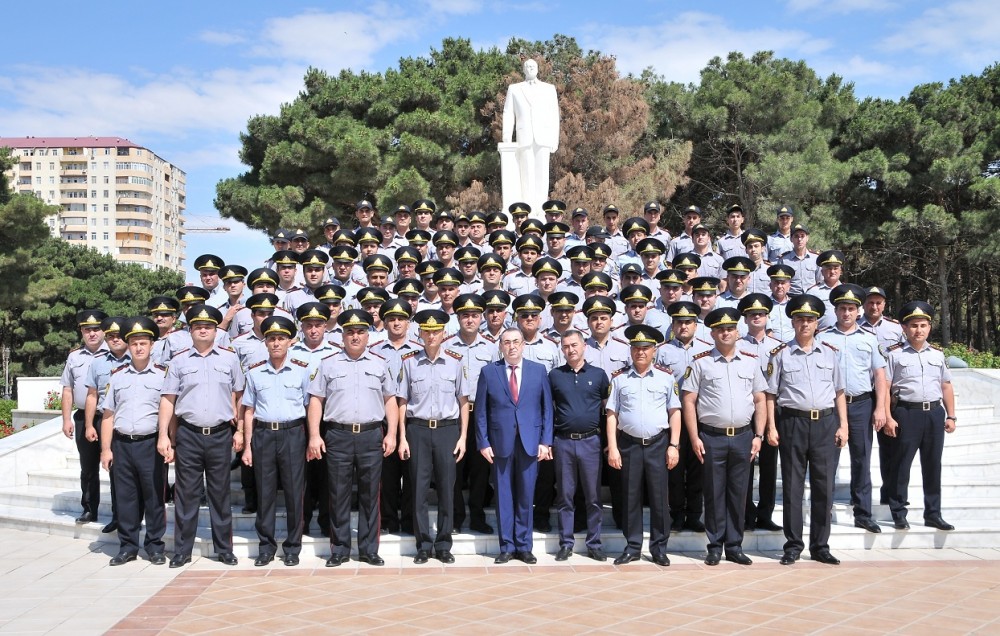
top-left (499, 142), bottom-right (544, 223)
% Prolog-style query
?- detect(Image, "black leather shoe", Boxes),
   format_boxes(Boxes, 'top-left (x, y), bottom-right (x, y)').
top-left (652, 553), bottom-right (670, 567)
top-left (435, 550), bottom-right (455, 564)
top-left (283, 554), bottom-right (299, 567)
top-left (515, 551), bottom-right (537, 564)
top-left (533, 517), bottom-right (552, 533)
top-left (101, 521), bottom-right (118, 534)
top-left (218, 552), bottom-right (238, 566)
top-left (894, 518), bottom-right (910, 530)
top-left (254, 553), bottom-right (274, 567)
top-left (811, 549), bottom-right (841, 565)
top-left (169, 554), bottom-right (192, 568)
top-left (109, 552), bottom-right (137, 566)
top-left (613, 552), bottom-right (639, 565)
top-left (325, 555), bottom-right (346, 567)
top-left (705, 551), bottom-right (721, 566)
top-left (725, 549), bottom-right (753, 565)
top-left (470, 520), bottom-right (494, 534)
top-left (925, 516), bottom-right (955, 531)
top-left (555, 547), bottom-right (572, 561)
top-left (587, 548), bottom-right (607, 562)
top-left (75, 512), bottom-right (96, 524)
top-left (494, 552), bottom-right (512, 564)
top-left (359, 553), bottom-right (384, 566)
top-left (779, 551), bottom-right (799, 565)
top-left (744, 520), bottom-right (756, 531)
top-left (855, 518), bottom-right (882, 533)
top-left (756, 518), bottom-right (782, 532)
top-left (148, 553), bottom-right (166, 566)
top-left (670, 517), bottom-right (684, 532)
top-left (683, 518), bottom-right (705, 533)
top-left (413, 550), bottom-right (430, 564)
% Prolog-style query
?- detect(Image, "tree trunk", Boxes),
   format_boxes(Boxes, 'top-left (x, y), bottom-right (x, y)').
top-left (954, 266), bottom-right (964, 343)
top-left (939, 245), bottom-right (951, 347)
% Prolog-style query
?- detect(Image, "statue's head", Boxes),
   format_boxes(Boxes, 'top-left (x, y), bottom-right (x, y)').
top-left (523, 59), bottom-right (538, 81)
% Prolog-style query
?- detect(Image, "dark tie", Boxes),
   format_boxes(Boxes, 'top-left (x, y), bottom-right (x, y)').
top-left (509, 365), bottom-right (519, 403)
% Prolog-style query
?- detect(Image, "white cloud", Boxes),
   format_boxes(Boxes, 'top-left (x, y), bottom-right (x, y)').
top-left (582, 12), bottom-right (832, 83)
top-left (167, 143), bottom-right (245, 171)
top-left (198, 30), bottom-right (247, 46)
top-left (881, 0), bottom-right (1000, 67)
top-left (786, 0), bottom-right (897, 14)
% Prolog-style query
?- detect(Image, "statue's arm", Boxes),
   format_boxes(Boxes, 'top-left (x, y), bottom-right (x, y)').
top-left (502, 87), bottom-right (515, 143)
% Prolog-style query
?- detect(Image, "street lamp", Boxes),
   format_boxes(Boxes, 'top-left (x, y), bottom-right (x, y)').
top-left (2, 345), bottom-right (10, 400)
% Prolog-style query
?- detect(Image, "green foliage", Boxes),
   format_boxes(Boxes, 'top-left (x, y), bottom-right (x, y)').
top-left (943, 344), bottom-right (1000, 369)
top-left (0, 398), bottom-right (14, 428)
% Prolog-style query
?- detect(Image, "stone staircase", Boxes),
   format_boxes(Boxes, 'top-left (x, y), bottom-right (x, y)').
top-left (0, 369), bottom-right (997, 559)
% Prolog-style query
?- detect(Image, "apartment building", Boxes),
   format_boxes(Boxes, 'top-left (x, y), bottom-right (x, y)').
top-left (0, 136), bottom-right (186, 272)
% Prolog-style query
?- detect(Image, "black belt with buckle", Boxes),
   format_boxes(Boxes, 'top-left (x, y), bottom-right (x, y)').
top-left (783, 407), bottom-right (835, 421)
top-left (178, 419), bottom-right (231, 436)
top-left (113, 431), bottom-right (157, 442)
top-left (324, 421), bottom-right (382, 434)
top-left (846, 392), bottom-right (872, 404)
top-left (896, 399), bottom-right (942, 411)
top-left (555, 428), bottom-right (600, 440)
top-left (618, 429), bottom-right (667, 446)
top-left (700, 424), bottom-right (752, 437)
top-left (409, 418), bottom-right (458, 429)
top-left (254, 417), bottom-right (305, 431)
top-left (467, 401), bottom-right (474, 413)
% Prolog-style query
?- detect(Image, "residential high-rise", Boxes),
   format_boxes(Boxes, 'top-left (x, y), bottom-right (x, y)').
top-left (0, 136), bottom-right (186, 272)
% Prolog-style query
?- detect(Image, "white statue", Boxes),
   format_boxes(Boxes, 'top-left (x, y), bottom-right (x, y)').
top-left (501, 59), bottom-right (560, 215)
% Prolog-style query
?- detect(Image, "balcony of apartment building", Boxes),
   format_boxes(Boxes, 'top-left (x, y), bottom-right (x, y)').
top-left (60, 148), bottom-right (85, 158)
top-left (59, 190), bottom-right (88, 205)
top-left (116, 229), bottom-right (154, 251)
top-left (60, 163), bottom-right (87, 176)
top-left (59, 215), bottom-right (89, 234)
top-left (115, 206), bottom-right (153, 222)
top-left (18, 162), bottom-right (31, 172)
top-left (59, 176), bottom-right (88, 185)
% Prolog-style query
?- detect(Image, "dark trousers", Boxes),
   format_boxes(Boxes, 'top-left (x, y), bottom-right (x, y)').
top-left (777, 412), bottom-right (837, 554)
top-left (110, 435), bottom-right (165, 555)
top-left (619, 433), bottom-right (670, 557)
top-left (408, 423), bottom-right (459, 552)
top-left (553, 435), bottom-right (603, 550)
top-left (834, 398), bottom-right (875, 520)
top-left (173, 424), bottom-right (234, 556)
top-left (240, 460), bottom-right (257, 511)
top-left (669, 420), bottom-right (703, 523)
top-left (74, 410), bottom-right (115, 520)
top-left (492, 444), bottom-right (538, 553)
top-left (303, 454), bottom-right (329, 535)
top-left (252, 425), bottom-right (306, 557)
top-left (745, 442), bottom-right (778, 524)
top-left (324, 426), bottom-right (383, 557)
top-left (701, 427), bottom-right (752, 552)
top-left (889, 405), bottom-right (945, 522)
top-left (877, 429), bottom-right (898, 504)
top-left (534, 458), bottom-right (556, 525)
top-left (381, 445), bottom-right (412, 532)
top-left (454, 432), bottom-right (492, 529)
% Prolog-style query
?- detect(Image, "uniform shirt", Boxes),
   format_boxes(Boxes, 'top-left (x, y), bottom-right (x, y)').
top-left (684, 347), bottom-right (767, 428)
top-left (308, 349), bottom-right (397, 423)
top-left (765, 340), bottom-right (844, 410)
top-left (398, 349), bottom-right (468, 420)
top-left (741, 332), bottom-right (783, 376)
top-left (162, 346), bottom-right (245, 426)
top-left (605, 231), bottom-right (630, 261)
top-left (85, 351), bottom-right (131, 407)
top-left (522, 334), bottom-right (561, 372)
top-left (716, 232), bottom-right (747, 260)
top-left (779, 250), bottom-right (820, 296)
top-left (859, 315), bottom-right (905, 352)
top-left (459, 277), bottom-right (484, 295)
top-left (325, 326), bottom-right (344, 348)
top-left (60, 344), bottom-right (110, 409)
top-left (446, 333), bottom-right (498, 402)
top-left (767, 231), bottom-right (792, 262)
top-left (162, 328), bottom-right (232, 362)
top-left (565, 233), bottom-right (587, 248)
top-left (290, 340), bottom-right (339, 378)
top-left (206, 285), bottom-right (228, 308)
top-left (616, 249), bottom-right (641, 272)
top-left (607, 364), bottom-right (680, 438)
top-left (241, 357), bottom-right (311, 422)
top-left (584, 335), bottom-right (631, 379)
top-left (502, 270), bottom-right (536, 297)
top-left (884, 341), bottom-right (951, 402)
top-left (816, 325), bottom-right (886, 396)
top-left (549, 362), bottom-right (610, 434)
top-left (370, 339), bottom-right (421, 388)
top-left (667, 232), bottom-right (694, 263)
top-left (748, 261), bottom-right (772, 294)
top-left (695, 251), bottom-right (725, 280)
top-left (768, 297), bottom-right (795, 343)
top-left (231, 331), bottom-right (268, 371)
top-left (806, 282), bottom-right (837, 330)
top-left (101, 362), bottom-right (168, 435)
top-left (655, 336), bottom-right (713, 389)
top-left (416, 294), bottom-right (443, 311)
top-left (284, 286), bottom-right (321, 316)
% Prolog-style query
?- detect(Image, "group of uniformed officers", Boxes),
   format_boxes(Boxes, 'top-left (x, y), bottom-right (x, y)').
top-left (60, 197), bottom-right (958, 568)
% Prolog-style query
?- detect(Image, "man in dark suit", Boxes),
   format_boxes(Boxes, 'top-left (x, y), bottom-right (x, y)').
top-left (476, 327), bottom-right (554, 564)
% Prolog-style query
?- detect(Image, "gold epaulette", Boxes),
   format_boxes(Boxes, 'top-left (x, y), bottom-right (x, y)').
top-left (400, 350), bottom-right (419, 361)
top-left (930, 343), bottom-right (942, 351)
top-left (692, 351), bottom-right (711, 361)
top-left (482, 332), bottom-right (497, 343)
top-left (654, 363), bottom-right (673, 374)
top-left (247, 359), bottom-right (267, 371)
top-left (291, 358), bottom-right (309, 368)
top-left (445, 349), bottom-right (463, 360)
top-left (154, 363), bottom-right (167, 372)
top-left (610, 365), bottom-right (629, 379)
top-left (739, 350), bottom-right (758, 358)
top-left (821, 341), bottom-right (839, 353)
top-left (769, 343), bottom-right (787, 356)
top-left (111, 364), bottom-right (129, 374)
top-left (886, 342), bottom-right (905, 352)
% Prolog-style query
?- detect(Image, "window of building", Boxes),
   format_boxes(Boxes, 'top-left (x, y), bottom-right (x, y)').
top-left (90, 176), bottom-right (96, 184)
top-left (91, 217), bottom-right (97, 224)
top-left (51, 149), bottom-right (58, 156)
top-left (34, 190), bottom-right (41, 198)
top-left (103, 204), bottom-right (109, 212)
top-left (49, 176), bottom-right (54, 184)
top-left (91, 205), bottom-right (97, 213)
top-left (35, 162), bottom-right (41, 170)
top-left (104, 148), bottom-right (111, 155)
top-left (91, 190), bottom-right (97, 198)
top-left (134, 233), bottom-right (141, 241)
top-left (91, 162), bottom-right (97, 170)
top-left (103, 176), bottom-right (109, 184)
top-left (103, 232), bottom-right (109, 240)
top-left (103, 161), bottom-right (109, 169)
top-left (34, 177), bottom-right (41, 184)
top-left (102, 190), bottom-right (108, 198)
top-left (91, 232), bottom-right (97, 241)
top-left (48, 190), bottom-right (55, 199)
top-left (48, 162), bottom-right (54, 170)
top-left (103, 218), bottom-right (109, 226)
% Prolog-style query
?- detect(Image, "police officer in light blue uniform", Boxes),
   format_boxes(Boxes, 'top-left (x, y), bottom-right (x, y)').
top-left (778, 223), bottom-right (819, 296)
top-left (767, 264), bottom-right (796, 342)
top-left (241, 315), bottom-right (312, 567)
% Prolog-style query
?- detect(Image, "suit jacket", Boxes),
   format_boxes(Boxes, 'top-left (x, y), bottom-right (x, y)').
top-left (475, 359), bottom-right (553, 458)
top-left (502, 81), bottom-right (560, 150)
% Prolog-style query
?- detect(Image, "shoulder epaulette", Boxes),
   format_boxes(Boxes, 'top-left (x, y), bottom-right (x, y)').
top-left (368, 350), bottom-right (386, 361)
top-left (445, 349), bottom-right (463, 360)
top-left (321, 352), bottom-right (339, 361)
top-left (859, 324), bottom-right (876, 334)
top-left (154, 363), bottom-right (168, 372)
top-left (234, 332), bottom-right (251, 340)
top-left (696, 337), bottom-right (712, 345)
top-left (327, 340), bottom-right (342, 349)
top-left (111, 363), bottom-right (129, 374)
top-left (69, 345), bottom-right (81, 353)
top-left (766, 335), bottom-right (782, 344)
top-left (654, 363), bottom-right (673, 374)
top-left (174, 347), bottom-right (191, 356)
top-left (247, 359), bottom-right (267, 371)
top-left (821, 341), bottom-right (839, 353)
top-left (930, 343), bottom-right (942, 351)
top-left (400, 350), bottom-right (419, 361)
top-left (769, 343), bottom-right (788, 356)
top-left (692, 351), bottom-right (711, 361)
top-left (884, 317), bottom-right (899, 324)
top-left (291, 358), bottom-right (309, 368)
top-left (612, 336), bottom-right (629, 345)
top-left (444, 333), bottom-right (456, 341)
top-left (610, 365), bottom-right (629, 379)
top-left (886, 342), bottom-right (904, 351)
top-left (482, 332), bottom-right (497, 343)
top-left (544, 334), bottom-right (560, 344)
top-left (739, 350), bottom-right (758, 358)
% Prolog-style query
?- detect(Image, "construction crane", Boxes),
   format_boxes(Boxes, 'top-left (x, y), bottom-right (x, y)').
top-left (183, 214), bottom-right (231, 234)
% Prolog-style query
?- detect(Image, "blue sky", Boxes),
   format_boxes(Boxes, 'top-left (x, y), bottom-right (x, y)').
top-left (2, 0), bottom-right (998, 283)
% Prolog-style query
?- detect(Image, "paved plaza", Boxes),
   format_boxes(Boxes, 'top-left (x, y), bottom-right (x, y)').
top-left (1, 529), bottom-right (999, 635)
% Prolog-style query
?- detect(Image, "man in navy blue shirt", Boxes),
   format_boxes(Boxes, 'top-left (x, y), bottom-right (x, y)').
top-left (548, 330), bottom-right (610, 562)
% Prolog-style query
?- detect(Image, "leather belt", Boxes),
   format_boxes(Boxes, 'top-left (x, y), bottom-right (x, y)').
top-left (846, 392), bottom-right (872, 404)
top-left (253, 417), bottom-right (305, 431)
top-left (896, 399), bottom-right (942, 411)
top-left (113, 431), bottom-right (157, 442)
top-left (555, 428), bottom-right (600, 440)
top-left (700, 423), bottom-right (751, 437)
top-left (409, 418), bottom-right (458, 429)
top-left (618, 429), bottom-right (667, 446)
top-left (467, 401), bottom-right (474, 413)
top-left (323, 421), bottom-right (382, 434)
top-left (178, 419), bottom-right (231, 435)
top-left (782, 407), bottom-right (835, 421)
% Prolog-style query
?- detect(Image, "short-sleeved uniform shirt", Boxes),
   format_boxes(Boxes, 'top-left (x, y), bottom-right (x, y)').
top-left (607, 364), bottom-right (681, 438)
top-left (816, 325), bottom-right (886, 397)
top-left (397, 349), bottom-right (468, 420)
top-left (101, 362), bottom-right (168, 435)
top-left (884, 341), bottom-right (951, 402)
top-left (241, 358), bottom-right (312, 422)
top-left (60, 344), bottom-right (109, 409)
top-left (683, 348), bottom-right (766, 428)
top-left (162, 346), bottom-right (245, 426)
top-left (308, 349), bottom-right (397, 423)
top-left (765, 340), bottom-right (844, 410)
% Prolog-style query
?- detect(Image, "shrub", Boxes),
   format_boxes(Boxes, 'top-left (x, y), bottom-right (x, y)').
top-left (942, 343), bottom-right (1000, 369)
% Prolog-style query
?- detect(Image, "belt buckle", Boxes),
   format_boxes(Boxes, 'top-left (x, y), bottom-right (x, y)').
top-left (270, 422), bottom-right (280, 431)
top-left (351, 423), bottom-right (361, 434)
top-left (570, 432), bottom-right (582, 440)
top-left (127, 433), bottom-right (137, 441)
top-left (725, 427), bottom-right (735, 436)
top-left (641, 437), bottom-right (652, 446)
top-left (922, 401), bottom-right (931, 411)
top-left (809, 410), bottom-right (819, 421)
top-left (428, 419), bottom-right (438, 429)
top-left (201, 427), bottom-right (212, 436)
top-left (846, 395), bottom-right (853, 404)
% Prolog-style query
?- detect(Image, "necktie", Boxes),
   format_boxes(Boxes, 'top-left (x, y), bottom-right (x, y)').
top-left (509, 365), bottom-right (519, 403)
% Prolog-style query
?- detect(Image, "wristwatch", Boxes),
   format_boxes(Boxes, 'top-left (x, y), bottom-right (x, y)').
top-left (755, 433), bottom-right (765, 440)
top-left (946, 416), bottom-right (957, 422)
top-left (668, 442), bottom-right (679, 449)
